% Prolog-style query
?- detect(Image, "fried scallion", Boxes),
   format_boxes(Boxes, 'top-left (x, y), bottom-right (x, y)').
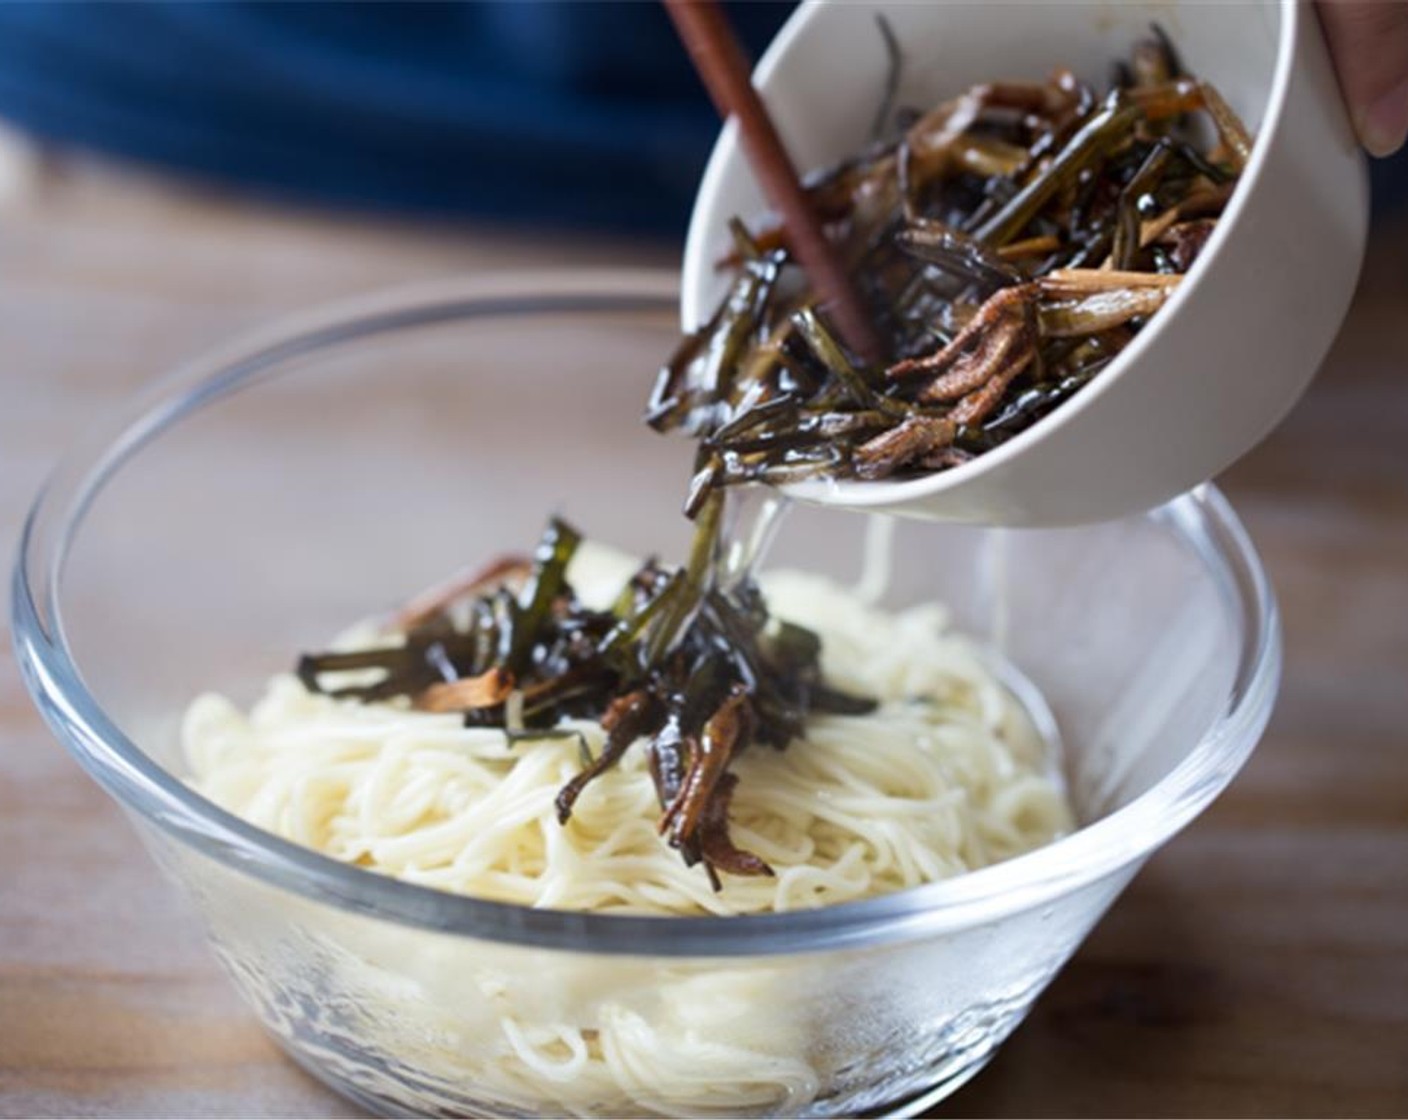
top-left (297, 512), bottom-right (876, 885)
top-left (652, 26), bottom-right (1247, 508)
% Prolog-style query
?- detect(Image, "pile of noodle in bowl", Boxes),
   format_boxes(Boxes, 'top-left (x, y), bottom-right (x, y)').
top-left (181, 542), bottom-right (1072, 1116)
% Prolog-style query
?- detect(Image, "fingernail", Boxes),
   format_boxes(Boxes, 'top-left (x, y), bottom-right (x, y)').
top-left (1357, 78), bottom-right (1408, 158)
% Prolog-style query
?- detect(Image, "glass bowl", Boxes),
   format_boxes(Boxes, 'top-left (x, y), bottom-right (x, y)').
top-left (12, 272), bottom-right (1279, 1118)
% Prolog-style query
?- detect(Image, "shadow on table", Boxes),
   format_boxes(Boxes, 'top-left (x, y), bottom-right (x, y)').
top-left (941, 858), bottom-right (1237, 1119)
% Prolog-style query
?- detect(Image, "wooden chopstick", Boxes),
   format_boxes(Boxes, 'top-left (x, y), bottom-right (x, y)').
top-left (664, 0), bottom-right (882, 364)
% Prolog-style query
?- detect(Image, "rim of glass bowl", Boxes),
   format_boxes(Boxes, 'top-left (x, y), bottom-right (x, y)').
top-left (11, 270), bottom-right (1280, 958)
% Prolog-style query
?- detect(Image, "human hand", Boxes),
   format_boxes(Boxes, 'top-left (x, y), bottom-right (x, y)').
top-left (1318, 0), bottom-right (1408, 157)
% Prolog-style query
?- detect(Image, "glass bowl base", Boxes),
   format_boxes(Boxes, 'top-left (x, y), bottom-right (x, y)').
top-left (282, 1037), bottom-right (997, 1119)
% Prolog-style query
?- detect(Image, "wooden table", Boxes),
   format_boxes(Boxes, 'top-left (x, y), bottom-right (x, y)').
top-left (2, 153), bottom-right (1405, 1118)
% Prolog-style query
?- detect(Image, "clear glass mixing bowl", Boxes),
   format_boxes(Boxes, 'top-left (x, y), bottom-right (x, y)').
top-left (12, 272), bottom-right (1279, 1118)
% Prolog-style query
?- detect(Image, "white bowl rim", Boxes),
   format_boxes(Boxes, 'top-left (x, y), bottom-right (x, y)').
top-left (10, 270), bottom-right (1280, 957)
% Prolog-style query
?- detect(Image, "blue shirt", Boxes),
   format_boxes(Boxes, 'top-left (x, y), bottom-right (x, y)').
top-left (0, 1), bottom-right (793, 236)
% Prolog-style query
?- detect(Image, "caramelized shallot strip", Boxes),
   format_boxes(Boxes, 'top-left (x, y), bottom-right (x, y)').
top-left (853, 417), bottom-right (957, 480)
top-left (997, 234), bottom-right (1061, 260)
top-left (1038, 268), bottom-right (1183, 297)
top-left (950, 360), bottom-right (1027, 426)
top-left (415, 667), bottom-right (515, 712)
top-left (555, 690), bottom-right (662, 823)
top-left (1197, 81), bottom-right (1253, 170)
top-left (886, 284), bottom-right (1037, 405)
top-left (395, 554), bottom-right (531, 630)
top-left (1038, 287), bottom-right (1175, 337)
top-left (953, 133), bottom-right (1031, 178)
top-left (697, 772), bottom-right (773, 878)
top-left (919, 446), bottom-right (975, 471)
top-left (659, 686), bottom-right (752, 850)
top-left (900, 90), bottom-right (987, 196)
top-left (1139, 183), bottom-right (1234, 246)
top-left (902, 78), bottom-right (1082, 202)
top-left (1158, 219), bottom-right (1218, 272)
top-left (1128, 77), bottom-right (1203, 121)
top-left (734, 68), bottom-right (1089, 265)
top-left (1131, 33), bottom-right (1177, 88)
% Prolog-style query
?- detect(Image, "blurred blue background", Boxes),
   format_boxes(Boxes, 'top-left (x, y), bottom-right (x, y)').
top-left (0, 1), bottom-right (791, 236)
top-left (0, 0), bottom-right (1400, 237)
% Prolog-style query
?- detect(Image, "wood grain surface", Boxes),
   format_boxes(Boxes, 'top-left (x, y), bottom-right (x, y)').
top-left (1, 152), bottom-right (1406, 1119)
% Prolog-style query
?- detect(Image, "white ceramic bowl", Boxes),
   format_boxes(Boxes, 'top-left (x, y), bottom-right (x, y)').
top-left (682, 0), bottom-right (1367, 526)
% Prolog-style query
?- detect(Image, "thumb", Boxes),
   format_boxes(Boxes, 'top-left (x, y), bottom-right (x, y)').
top-left (1319, 0), bottom-right (1408, 157)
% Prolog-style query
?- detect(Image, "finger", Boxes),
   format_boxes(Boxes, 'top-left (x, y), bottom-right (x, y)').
top-left (1319, 0), bottom-right (1408, 157)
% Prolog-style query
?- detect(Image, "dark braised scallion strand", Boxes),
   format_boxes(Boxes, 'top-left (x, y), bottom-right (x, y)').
top-left (870, 14), bottom-right (905, 143)
top-left (506, 518), bottom-right (581, 676)
top-left (651, 29), bottom-right (1245, 508)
